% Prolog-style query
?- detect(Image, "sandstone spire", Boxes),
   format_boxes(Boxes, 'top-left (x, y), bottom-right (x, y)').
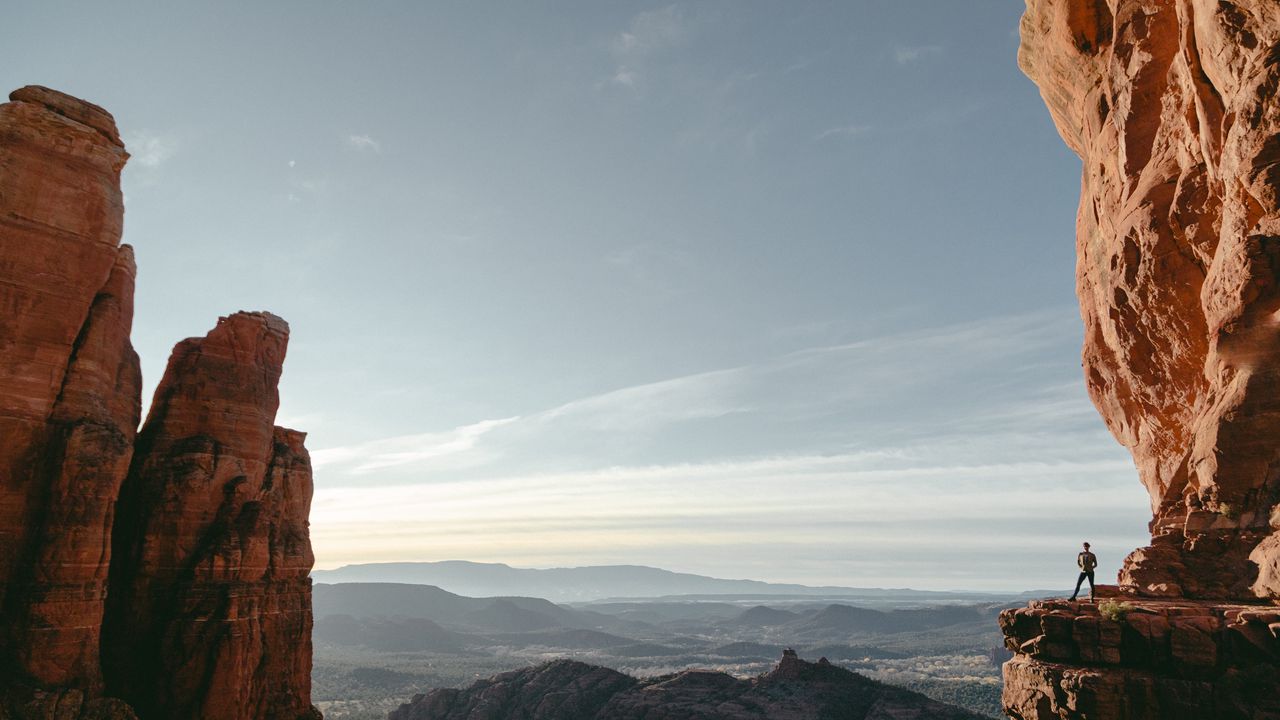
top-left (0, 86), bottom-right (318, 719)
top-left (0, 85), bottom-right (138, 693)
top-left (104, 313), bottom-right (317, 720)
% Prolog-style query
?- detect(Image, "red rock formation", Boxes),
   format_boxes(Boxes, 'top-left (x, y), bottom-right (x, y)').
top-left (1006, 2), bottom-right (1280, 717)
top-left (388, 653), bottom-right (988, 720)
top-left (0, 86), bottom-right (317, 720)
top-left (1021, 0), bottom-right (1280, 601)
top-left (103, 313), bottom-right (317, 720)
top-left (1000, 598), bottom-right (1280, 718)
top-left (9, 249), bottom-right (143, 695)
top-left (0, 86), bottom-right (139, 694)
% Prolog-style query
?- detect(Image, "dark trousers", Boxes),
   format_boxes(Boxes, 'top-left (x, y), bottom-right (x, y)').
top-left (1071, 570), bottom-right (1095, 599)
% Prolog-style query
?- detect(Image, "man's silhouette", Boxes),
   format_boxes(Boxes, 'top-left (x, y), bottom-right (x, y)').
top-left (1070, 542), bottom-right (1097, 601)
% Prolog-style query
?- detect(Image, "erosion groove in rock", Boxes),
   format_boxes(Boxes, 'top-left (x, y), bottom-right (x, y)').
top-left (1006, 2), bottom-right (1280, 718)
top-left (0, 86), bottom-right (318, 720)
top-left (1022, 0), bottom-right (1280, 601)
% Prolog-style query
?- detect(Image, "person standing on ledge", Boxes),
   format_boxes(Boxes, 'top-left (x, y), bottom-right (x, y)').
top-left (1069, 542), bottom-right (1097, 602)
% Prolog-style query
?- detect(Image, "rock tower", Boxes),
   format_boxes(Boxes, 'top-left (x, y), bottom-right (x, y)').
top-left (0, 86), bottom-right (318, 720)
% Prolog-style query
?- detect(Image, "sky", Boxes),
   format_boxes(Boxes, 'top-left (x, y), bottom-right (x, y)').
top-left (4, 1), bottom-right (1152, 591)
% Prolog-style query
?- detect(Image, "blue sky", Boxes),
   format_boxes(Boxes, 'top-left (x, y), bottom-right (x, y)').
top-left (4, 1), bottom-right (1150, 590)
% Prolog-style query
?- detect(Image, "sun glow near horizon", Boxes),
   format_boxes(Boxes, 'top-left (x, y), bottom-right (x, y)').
top-left (306, 311), bottom-right (1150, 592)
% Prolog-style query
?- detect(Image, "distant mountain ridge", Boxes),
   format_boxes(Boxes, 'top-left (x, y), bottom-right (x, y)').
top-left (310, 582), bottom-right (1008, 717)
top-left (312, 560), bottom-right (1028, 602)
top-left (312, 582), bottom-right (627, 633)
top-left (313, 582), bottom-right (996, 641)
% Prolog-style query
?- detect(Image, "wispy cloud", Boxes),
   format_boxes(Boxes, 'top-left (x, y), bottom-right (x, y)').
top-left (894, 44), bottom-right (944, 64)
top-left (911, 100), bottom-right (987, 129)
top-left (311, 447), bottom-right (1146, 589)
top-left (608, 5), bottom-right (692, 89)
top-left (614, 5), bottom-right (690, 55)
top-left (307, 307), bottom-right (1147, 588)
top-left (347, 134), bottom-right (382, 153)
top-left (605, 244), bottom-right (697, 292)
top-left (124, 130), bottom-right (177, 168)
top-left (535, 366), bottom-right (751, 430)
top-left (312, 417), bottom-right (519, 474)
top-left (312, 308), bottom-right (1099, 481)
top-left (814, 124), bottom-right (871, 142)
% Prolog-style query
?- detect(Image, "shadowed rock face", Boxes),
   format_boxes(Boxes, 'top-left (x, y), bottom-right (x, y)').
top-left (388, 651), bottom-right (988, 720)
top-left (0, 85), bottom-right (139, 694)
top-left (0, 86), bottom-right (317, 720)
top-left (103, 313), bottom-right (317, 720)
top-left (1021, 0), bottom-right (1280, 599)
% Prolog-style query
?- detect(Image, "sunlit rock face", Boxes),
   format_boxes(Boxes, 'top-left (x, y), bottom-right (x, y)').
top-left (0, 86), bottom-right (318, 720)
top-left (1000, 595), bottom-right (1280, 719)
top-left (1021, 0), bottom-right (1280, 600)
top-left (1004, 2), bottom-right (1280, 717)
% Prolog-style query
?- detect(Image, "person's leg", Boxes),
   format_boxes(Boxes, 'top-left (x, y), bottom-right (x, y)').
top-left (1086, 571), bottom-right (1095, 600)
top-left (1070, 572), bottom-right (1086, 600)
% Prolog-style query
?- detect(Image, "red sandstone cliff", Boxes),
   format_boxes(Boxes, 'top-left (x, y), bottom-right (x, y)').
top-left (0, 86), bottom-right (317, 720)
top-left (0, 85), bottom-right (139, 696)
top-left (1021, 0), bottom-right (1280, 601)
top-left (1003, 1), bottom-right (1280, 717)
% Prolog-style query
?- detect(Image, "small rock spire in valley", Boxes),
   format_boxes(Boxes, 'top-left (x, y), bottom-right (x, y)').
top-left (0, 86), bottom-right (319, 720)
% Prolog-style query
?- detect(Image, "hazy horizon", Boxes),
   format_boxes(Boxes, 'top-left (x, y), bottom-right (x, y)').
top-left (311, 558), bottom-right (1060, 596)
top-left (5, 1), bottom-right (1151, 592)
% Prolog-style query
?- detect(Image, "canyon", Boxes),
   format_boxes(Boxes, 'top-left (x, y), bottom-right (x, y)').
top-left (7, 1), bottom-right (1280, 715)
top-left (0, 86), bottom-right (317, 719)
top-left (1002, 0), bottom-right (1280, 717)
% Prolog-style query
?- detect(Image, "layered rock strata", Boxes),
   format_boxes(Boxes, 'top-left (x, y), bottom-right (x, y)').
top-left (0, 86), bottom-right (317, 720)
top-left (0, 85), bottom-right (139, 695)
top-left (1000, 598), bottom-right (1280, 718)
top-left (1021, 0), bottom-right (1280, 600)
top-left (389, 651), bottom-right (989, 720)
